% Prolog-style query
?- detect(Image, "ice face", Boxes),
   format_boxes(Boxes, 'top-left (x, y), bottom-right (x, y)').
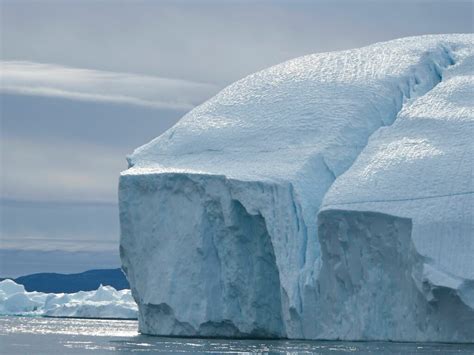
top-left (317, 210), bottom-right (474, 341)
top-left (0, 280), bottom-right (137, 319)
top-left (119, 34), bottom-right (473, 341)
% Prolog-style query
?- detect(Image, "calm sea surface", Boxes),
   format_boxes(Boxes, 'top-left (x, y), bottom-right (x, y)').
top-left (0, 316), bottom-right (473, 354)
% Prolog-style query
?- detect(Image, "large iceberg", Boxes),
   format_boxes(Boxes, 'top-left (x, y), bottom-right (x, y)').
top-left (0, 279), bottom-right (137, 319)
top-left (119, 34), bottom-right (473, 341)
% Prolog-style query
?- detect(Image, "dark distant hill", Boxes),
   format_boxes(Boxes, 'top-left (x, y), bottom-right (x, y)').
top-left (13, 268), bottom-right (129, 293)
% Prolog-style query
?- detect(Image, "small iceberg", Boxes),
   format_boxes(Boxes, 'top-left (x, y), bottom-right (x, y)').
top-left (0, 279), bottom-right (137, 319)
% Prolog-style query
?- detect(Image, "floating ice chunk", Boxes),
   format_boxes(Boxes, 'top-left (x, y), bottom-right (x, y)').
top-left (0, 279), bottom-right (137, 319)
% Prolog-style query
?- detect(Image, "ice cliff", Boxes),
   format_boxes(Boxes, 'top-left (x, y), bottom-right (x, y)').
top-left (119, 34), bottom-right (473, 341)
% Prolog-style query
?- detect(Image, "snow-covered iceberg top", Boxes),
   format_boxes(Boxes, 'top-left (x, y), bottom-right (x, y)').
top-left (0, 279), bottom-right (137, 319)
top-left (119, 34), bottom-right (473, 341)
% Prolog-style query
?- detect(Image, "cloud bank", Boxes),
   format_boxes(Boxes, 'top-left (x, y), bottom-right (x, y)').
top-left (0, 61), bottom-right (219, 110)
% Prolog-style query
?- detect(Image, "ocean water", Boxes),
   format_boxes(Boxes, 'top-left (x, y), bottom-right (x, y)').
top-left (0, 316), bottom-right (472, 354)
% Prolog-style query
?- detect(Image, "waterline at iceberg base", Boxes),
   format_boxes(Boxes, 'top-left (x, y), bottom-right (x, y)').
top-left (119, 34), bottom-right (474, 342)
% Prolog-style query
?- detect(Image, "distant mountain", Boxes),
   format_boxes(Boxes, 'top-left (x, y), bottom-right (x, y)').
top-left (12, 268), bottom-right (129, 293)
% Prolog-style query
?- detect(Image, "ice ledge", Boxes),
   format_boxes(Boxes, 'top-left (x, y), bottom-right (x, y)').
top-left (413, 263), bottom-right (474, 311)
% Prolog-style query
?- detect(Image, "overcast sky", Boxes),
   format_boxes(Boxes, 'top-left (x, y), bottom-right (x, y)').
top-left (0, 0), bottom-right (472, 277)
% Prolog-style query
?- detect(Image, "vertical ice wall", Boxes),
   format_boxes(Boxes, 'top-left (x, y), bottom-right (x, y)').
top-left (119, 35), bottom-right (473, 340)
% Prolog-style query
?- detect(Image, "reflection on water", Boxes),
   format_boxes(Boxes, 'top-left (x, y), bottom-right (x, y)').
top-left (1, 316), bottom-right (138, 337)
top-left (1, 316), bottom-right (473, 354)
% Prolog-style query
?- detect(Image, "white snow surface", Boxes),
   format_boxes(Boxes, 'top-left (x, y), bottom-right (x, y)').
top-left (119, 34), bottom-right (473, 341)
top-left (0, 279), bottom-right (137, 319)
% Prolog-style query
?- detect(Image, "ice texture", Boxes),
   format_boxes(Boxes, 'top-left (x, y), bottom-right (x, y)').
top-left (119, 34), bottom-right (473, 341)
top-left (0, 279), bottom-right (137, 319)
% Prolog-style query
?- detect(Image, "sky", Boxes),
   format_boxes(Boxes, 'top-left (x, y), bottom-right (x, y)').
top-left (0, 0), bottom-right (472, 277)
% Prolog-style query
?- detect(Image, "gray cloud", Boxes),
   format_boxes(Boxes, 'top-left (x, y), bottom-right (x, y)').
top-left (1, 135), bottom-right (123, 202)
top-left (1, 61), bottom-right (218, 110)
top-left (1, 93), bottom-right (187, 202)
top-left (2, 0), bottom-right (472, 86)
top-left (0, 199), bottom-right (118, 250)
top-left (0, 249), bottom-right (121, 277)
top-left (0, 199), bottom-right (121, 276)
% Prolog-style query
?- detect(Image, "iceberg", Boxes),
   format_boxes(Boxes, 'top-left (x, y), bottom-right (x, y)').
top-left (0, 279), bottom-right (137, 319)
top-left (119, 34), bottom-right (473, 341)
